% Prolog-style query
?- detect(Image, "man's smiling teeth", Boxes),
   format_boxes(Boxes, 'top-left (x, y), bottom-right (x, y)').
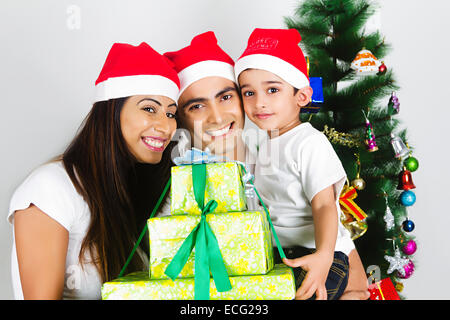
top-left (143, 137), bottom-right (164, 148)
top-left (206, 123), bottom-right (232, 137)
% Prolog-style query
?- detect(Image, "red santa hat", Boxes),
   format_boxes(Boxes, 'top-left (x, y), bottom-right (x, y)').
top-left (234, 28), bottom-right (309, 89)
top-left (94, 42), bottom-right (180, 102)
top-left (164, 31), bottom-right (235, 96)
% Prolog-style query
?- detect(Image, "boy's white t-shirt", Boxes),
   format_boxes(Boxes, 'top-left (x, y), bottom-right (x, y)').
top-left (7, 161), bottom-right (102, 299)
top-left (254, 122), bottom-right (355, 255)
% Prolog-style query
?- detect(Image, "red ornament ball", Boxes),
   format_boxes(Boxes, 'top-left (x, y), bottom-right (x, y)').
top-left (378, 62), bottom-right (387, 74)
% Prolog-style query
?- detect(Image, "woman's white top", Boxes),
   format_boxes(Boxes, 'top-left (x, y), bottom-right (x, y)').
top-left (7, 161), bottom-right (104, 299)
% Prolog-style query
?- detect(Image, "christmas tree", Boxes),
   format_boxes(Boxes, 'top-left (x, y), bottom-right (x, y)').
top-left (285, 0), bottom-right (418, 297)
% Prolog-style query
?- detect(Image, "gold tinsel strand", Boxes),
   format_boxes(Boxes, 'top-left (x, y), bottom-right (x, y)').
top-left (322, 125), bottom-right (362, 148)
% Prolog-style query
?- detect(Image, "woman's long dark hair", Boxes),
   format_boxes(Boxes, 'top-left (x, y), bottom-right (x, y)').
top-left (62, 97), bottom-right (175, 282)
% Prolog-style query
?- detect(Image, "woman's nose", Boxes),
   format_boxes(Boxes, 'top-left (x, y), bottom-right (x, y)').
top-left (153, 112), bottom-right (172, 136)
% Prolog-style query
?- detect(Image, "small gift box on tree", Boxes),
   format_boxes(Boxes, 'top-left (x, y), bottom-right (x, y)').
top-left (368, 278), bottom-right (400, 300)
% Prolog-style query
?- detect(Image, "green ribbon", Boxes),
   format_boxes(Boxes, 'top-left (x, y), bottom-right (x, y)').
top-left (118, 177), bottom-right (172, 278)
top-left (238, 163), bottom-right (286, 260)
top-left (164, 164), bottom-right (232, 300)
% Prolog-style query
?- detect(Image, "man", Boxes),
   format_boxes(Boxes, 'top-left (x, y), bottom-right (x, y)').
top-left (164, 31), bottom-right (370, 300)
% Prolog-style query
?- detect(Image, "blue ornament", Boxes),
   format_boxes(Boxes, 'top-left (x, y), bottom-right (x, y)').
top-left (400, 190), bottom-right (416, 206)
top-left (402, 219), bottom-right (415, 232)
top-left (301, 77), bottom-right (324, 114)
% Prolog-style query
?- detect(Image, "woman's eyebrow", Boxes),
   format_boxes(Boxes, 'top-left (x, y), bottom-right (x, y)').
top-left (137, 98), bottom-right (161, 106)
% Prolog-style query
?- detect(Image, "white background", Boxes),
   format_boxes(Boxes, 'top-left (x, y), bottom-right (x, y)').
top-left (1, 0), bottom-right (449, 299)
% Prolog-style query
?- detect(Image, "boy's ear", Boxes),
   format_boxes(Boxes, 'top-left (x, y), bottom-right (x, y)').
top-left (295, 86), bottom-right (313, 108)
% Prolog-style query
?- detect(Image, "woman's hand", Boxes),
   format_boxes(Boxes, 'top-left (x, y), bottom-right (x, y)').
top-left (283, 250), bottom-right (334, 300)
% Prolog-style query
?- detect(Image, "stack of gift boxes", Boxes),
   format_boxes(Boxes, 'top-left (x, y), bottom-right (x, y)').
top-left (101, 161), bottom-right (296, 300)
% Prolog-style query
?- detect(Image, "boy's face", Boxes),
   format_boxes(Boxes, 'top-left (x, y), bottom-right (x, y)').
top-left (177, 76), bottom-right (245, 155)
top-left (238, 69), bottom-right (312, 137)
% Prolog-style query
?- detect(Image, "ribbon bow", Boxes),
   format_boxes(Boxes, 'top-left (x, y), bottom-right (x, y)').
top-left (164, 163), bottom-right (231, 300)
top-left (173, 147), bottom-right (225, 166)
top-left (339, 184), bottom-right (367, 221)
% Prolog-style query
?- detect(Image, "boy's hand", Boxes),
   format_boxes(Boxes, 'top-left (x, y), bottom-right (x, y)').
top-left (283, 251), bottom-right (333, 300)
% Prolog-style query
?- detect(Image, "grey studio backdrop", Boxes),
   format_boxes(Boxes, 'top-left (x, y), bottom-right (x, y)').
top-left (1, 0), bottom-right (449, 299)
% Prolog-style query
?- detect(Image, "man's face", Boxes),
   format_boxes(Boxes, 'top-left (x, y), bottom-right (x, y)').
top-left (177, 76), bottom-right (245, 156)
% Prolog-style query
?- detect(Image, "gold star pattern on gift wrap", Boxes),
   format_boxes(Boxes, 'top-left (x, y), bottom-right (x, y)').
top-left (239, 242), bottom-right (249, 251)
top-left (384, 248), bottom-right (409, 277)
top-left (170, 163), bottom-right (247, 215)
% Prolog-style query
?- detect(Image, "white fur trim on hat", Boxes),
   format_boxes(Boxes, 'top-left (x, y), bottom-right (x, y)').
top-left (178, 60), bottom-right (236, 97)
top-left (94, 74), bottom-right (180, 103)
top-left (234, 54), bottom-right (309, 89)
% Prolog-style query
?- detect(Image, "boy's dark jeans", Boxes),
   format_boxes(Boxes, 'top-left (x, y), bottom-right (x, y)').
top-left (274, 246), bottom-right (349, 300)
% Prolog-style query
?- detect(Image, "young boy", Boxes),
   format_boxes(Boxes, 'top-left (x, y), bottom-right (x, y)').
top-left (234, 28), bottom-right (356, 300)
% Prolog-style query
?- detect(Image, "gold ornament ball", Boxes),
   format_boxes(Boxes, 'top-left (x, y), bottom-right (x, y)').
top-left (351, 178), bottom-right (366, 190)
top-left (395, 281), bottom-right (404, 292)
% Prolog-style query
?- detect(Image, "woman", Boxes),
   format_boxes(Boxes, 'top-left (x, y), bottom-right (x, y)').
top-left (7, 42), bottom-right (180, 299)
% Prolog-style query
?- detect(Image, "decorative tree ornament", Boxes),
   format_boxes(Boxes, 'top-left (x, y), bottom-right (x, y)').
top-left (384, 247), bottom-right (410, 276)
top-left (402, 239), bottom-right (417, 255)
top-left (351, 153), bottom-right (366, 190)
top-left (397, 168), bottom-right (416, 190)
top-left (388, 92), bottom-right (400, 115)
top-left (402, 218), bottom-right (415, 232)
top-left (339, 181), bottom-right (368, 240)
top-left (363, 110), bottom-right (378, 152)
top-left (368, 278), bottom-right (401, 300)
top-left (378, 61), bottom-right (387, 74)
top-left (390, 134), bottom-right (409, 159)
top-left (404, 156), bottom-right (419, 172)
top-left (351, 48), bottom-right (382, 74)
top-left (397, 260), bottom-right (415, 279)
top-left (383, 196), bottom-right (395, 231)
top-left (395, 281), bottom-right (404, 292)
top-left (400, 190), bottom-right (416, 206)
top-left (322, 125), bottom-right (361, 148)
top-left (302, 57), bottom-right (324, 114)
top-left (351, 177), bottom-right (366, 191)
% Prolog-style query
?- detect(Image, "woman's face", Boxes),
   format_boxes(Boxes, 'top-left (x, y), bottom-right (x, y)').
top-left (176, 77), bottom-right (244, 156)
top-left (120, 95), bottom-right (177, 164)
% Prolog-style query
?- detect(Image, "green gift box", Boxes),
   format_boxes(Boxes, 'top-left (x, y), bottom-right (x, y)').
top-left (148, 211), bottom-right (274, 279)
top-left (170, 162), bottom-right (247, 215)
top-left (102, 264), bottom-right (295, 300)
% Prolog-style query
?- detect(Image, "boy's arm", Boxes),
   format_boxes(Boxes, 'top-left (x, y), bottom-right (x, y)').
top-left (283, 185), bottom-right (338, 300)
top-left (310, 185), bottom-right (338, 258)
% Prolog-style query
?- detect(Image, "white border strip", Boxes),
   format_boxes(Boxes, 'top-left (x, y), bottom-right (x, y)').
top-left (177, 60), bottom-right (236, 96)
top-left (234, 54), bottom-right (309, 89)
top-left (94, 75), bottom-right (180, 103)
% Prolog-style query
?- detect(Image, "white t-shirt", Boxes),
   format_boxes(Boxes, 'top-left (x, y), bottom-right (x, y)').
top-left (8, 161), bottom-right (102, 300)
top-left (254, 122), bottom-right (355, 255)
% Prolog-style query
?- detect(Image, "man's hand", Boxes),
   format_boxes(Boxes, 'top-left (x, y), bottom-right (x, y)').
top-left (283, 251), bottom-right (333, 300)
